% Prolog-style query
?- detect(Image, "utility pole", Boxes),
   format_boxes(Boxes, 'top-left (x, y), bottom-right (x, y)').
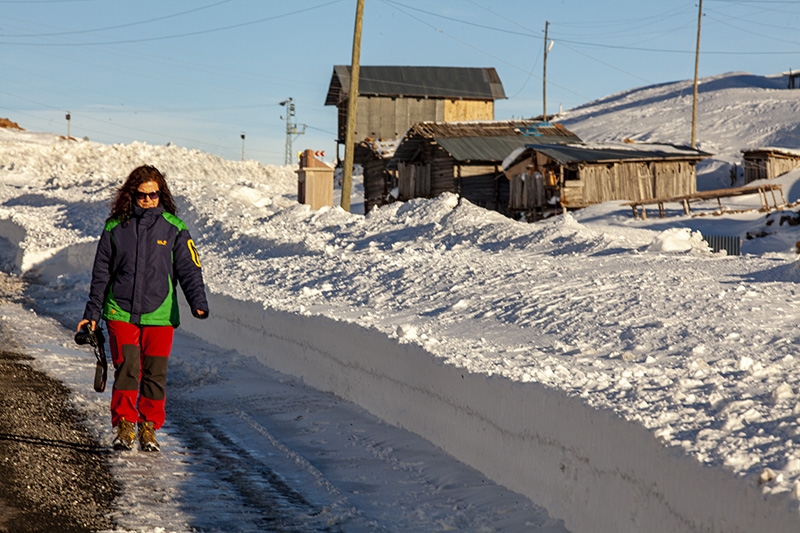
top-left (279, 98), bottom-right (306, 165)
top-left (543, 21), bottom-right (549, 122)
top-left (341, 0), bottom-right (364, 212)
top-left (240, 133), bottom-right (245, 161)
top-left (691, 0), bottom-right (703, 149)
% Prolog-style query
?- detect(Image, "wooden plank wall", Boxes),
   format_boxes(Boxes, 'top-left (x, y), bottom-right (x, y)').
top-left (768, 156), bottom-right (800, 180)
top-left (744, 157), bottom-right (768, 183)
top-left (744, 154), bottom-right (800, 183)
top-left (561, 182), bottom-right (585, 206)
top-left (509, 175), bottom-right (524, 209)
top-left (457, 165), bottom-right (499, 209)
top-left (497, 175), bottom-right (510, 215)
top-left (363, 159), bottom-right (392, 213)
top-left (459, 164), bottom-right (496, 177)
top-left (655, 161), bottom-right (696, 197)
top-left (578, 161), bottom-right (695, 205)
top-left (344, 97), bottom-right (499, 141)
top-left (397, 162), bottom-right (431, 200)
top-left (508, 173), bottom-right (548, 210)
top-left (508, 157), bottom-right (697, 210)
top-left (427, 148), bottom-right (456, 196)
top-left (354, 97), bottom-right (443, 140)
top-left (443, 100), bottom-right (494, 121)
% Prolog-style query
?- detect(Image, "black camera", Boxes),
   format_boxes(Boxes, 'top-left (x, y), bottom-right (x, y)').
top-left (74, 324), bottom-right (108, 393)
top-left (75, 323), bottom-right (104, 347)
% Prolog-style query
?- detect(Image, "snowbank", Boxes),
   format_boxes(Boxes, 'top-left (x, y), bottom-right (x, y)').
top-left (9, 194), bottom-right (798, 530)
top-left (176, 292), bottom-right (799, 533)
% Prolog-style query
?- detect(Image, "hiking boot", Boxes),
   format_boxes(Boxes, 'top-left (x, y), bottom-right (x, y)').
top-left (112, 418), bottom-right (136, 450)
top-left (138, 421), bottom-right (160, 452)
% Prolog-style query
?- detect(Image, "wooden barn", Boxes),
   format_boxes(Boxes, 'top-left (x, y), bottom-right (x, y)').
top-left (324, 65), bottom-right (507, 143)
top-left (503, 142), bottom-right (710, 218)
top-left (742, 147), bottom-right (800, 184)
top-left (325, 65), bottom-right (509, 212)
top-left (386, 120), bottom-right (582, 214)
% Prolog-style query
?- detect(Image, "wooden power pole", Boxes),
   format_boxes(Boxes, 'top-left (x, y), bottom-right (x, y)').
top-left (341, 0), bottom-right (364, 212)
top-left (691, 0), bottom-right (703, 149)
top-left (543, 21), bottom-right (549, 122)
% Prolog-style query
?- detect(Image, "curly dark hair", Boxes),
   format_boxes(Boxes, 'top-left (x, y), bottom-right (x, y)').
top-left (108, 165), bottom-right (177, 222)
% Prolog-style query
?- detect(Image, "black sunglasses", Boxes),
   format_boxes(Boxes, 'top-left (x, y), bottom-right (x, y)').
top-left (135, 190), bottom-right (160, 201)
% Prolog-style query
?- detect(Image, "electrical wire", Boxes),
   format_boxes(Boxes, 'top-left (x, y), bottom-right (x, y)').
top-left (1, 0), bottom-right (345, 46)
top-left (379, 0), bottom-right (592, 101)
top-left (0, 0), bottom-right (233, 38)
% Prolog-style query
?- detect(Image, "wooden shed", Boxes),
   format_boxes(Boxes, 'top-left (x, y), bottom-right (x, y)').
top-left (742, 147), bottom-right (800, 184)
top-left (503, 142), bottom-right (710, 218)
top-left (324, 65), bottom-right (507, 144)
top-left (326, 65), bottom-right (511, 212)
top-left (386, 120), bottom-right (582, 214)
top-left (354, 138), bottom-right (400, 213)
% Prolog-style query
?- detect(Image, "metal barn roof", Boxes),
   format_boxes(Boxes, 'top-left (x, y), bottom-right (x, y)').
top-left (325, 66), bottom-right (506, 106)
top-left (387, 121), bottom-right (582, 169)
top-left (522, 143), bottom-right (712, 165)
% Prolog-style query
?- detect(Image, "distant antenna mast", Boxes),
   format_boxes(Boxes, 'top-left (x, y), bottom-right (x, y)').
top-left (279, 98), bottom-right (306, 165)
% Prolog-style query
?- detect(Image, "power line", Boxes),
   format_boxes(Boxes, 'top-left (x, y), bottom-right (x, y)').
top-left (1, 0), bottom-right (345, 46)
top-left (380, 0), bottom-right (591, 101)
top-left (704, 12), bottom-right (800, 46)
top-left (381, 0), bottom-right (535, 37)
top-left (0, 0), bottom-right (232, 37)
top-left (553, 36), bottom-right (800, 55)
top-left (0, 0), bottom-right (100, 3)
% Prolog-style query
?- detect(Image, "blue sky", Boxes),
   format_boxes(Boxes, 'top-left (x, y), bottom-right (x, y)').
top-left (3, 0), bottom-right (799, 166)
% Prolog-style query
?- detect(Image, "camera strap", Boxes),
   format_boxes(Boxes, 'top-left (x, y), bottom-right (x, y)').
top-left (93, 341), bottom-right (108, 393)
top-left (87, 327), bottom-right (108, 394)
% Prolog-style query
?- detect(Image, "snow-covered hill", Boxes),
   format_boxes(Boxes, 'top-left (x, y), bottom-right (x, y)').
top-left (560, 71), bottom-right (800, 190)
top-left (4, 71), bottom-right (800, 532)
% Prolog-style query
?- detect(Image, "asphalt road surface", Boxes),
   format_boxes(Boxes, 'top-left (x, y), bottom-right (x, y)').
top-left (0, 273), bottom-right (117, 533)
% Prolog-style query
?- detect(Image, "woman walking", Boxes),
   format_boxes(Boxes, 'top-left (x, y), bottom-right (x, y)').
top-left (77, 165), bottom-right (209, 451)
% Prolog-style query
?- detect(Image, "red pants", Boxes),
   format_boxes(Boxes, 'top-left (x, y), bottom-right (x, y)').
top-left (106, 320), bottom-right (174, 430)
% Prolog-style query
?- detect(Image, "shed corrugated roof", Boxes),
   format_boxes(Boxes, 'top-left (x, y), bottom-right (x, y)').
top-left (742, 147), bottom-right (800, 158)
top-left (325, 66), bottom-right (506, 106)
top-left (523, 143), bottom-right (712, 165)
top-left (435, 136), bottom-right (532, 163)
top-left (387, 120), bottom-right (582, 169)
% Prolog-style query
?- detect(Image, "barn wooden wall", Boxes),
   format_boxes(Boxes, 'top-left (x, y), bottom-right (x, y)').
top-left (509, 173), bottom-right (547, 209)
top-left (457, 165), bottom-right (500, 209)
top-left (443, 100), bottom-right (494, 122)
top-left (338, 97), bottom-right (497, 142)
top-left (397, 162), bottom-right (432, 199)
top-left (744, 154), bottom-right (800, 183)
top-left (577, 161), bottom-right (695, 205)
top-left (352, 97), bottom-right (444, 140)
top-left (509, 157), bottom-right (698, 210)
top-left (424, 146), bottom-right (456, 197)
top-left (654, 161), bottom-right (696, 197)
top-left (362, 159), bottom-right (394, 213)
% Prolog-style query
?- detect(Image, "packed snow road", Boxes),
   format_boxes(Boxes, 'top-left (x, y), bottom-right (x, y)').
top-left (4, 271), bottom-right (567, 532)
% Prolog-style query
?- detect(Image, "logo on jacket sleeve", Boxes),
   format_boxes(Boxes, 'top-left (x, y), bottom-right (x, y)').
top-left (187, 239), bottom-right (202, 268)
top-left (157, 239), bottom-right (168, 246)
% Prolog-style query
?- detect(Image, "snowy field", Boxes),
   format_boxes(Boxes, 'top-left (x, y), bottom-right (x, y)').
top-left (3, 71), bottom-right (800, 531)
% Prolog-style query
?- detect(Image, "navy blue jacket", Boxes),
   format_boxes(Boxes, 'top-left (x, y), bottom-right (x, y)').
top-left (83, 205), bottom-right (209, 326)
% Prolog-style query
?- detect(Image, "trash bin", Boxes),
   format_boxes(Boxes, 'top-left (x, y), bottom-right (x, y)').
top-left (297, 149), bottom-right (333, 210)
